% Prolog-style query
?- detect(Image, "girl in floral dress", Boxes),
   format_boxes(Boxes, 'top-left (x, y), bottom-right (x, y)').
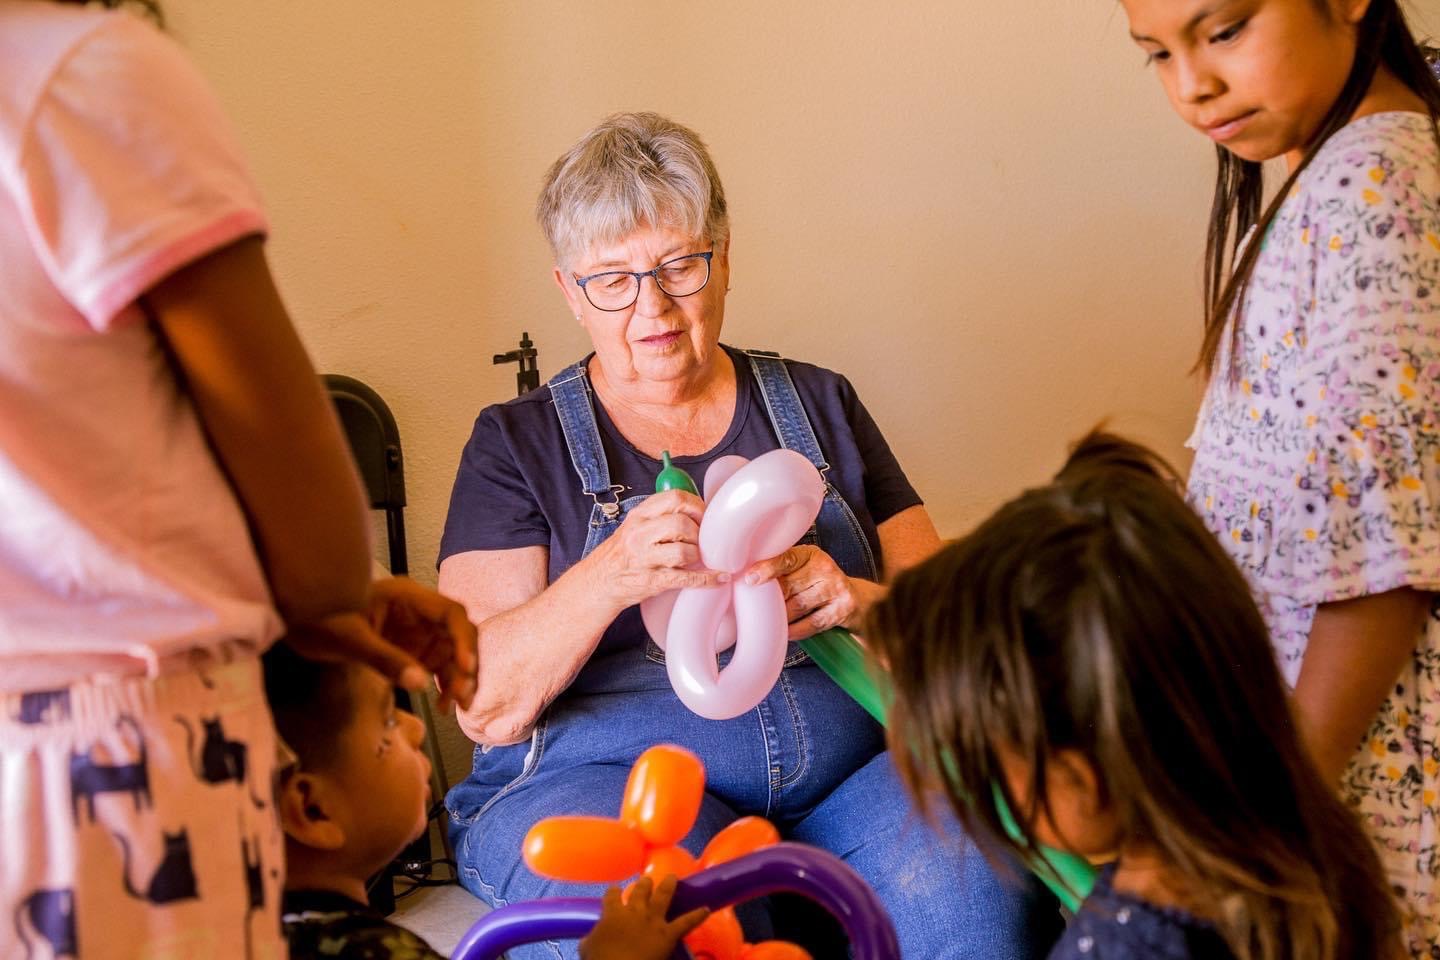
top-left (1117, 0), bottom-right (1440, 952)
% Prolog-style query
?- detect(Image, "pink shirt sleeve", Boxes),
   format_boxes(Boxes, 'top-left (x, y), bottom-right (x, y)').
top-left (15, 14), bottom-right (267, 330)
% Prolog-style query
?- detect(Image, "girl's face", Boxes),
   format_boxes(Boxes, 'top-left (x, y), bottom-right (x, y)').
top-left (1120, 0), bottom-right (1367, 168)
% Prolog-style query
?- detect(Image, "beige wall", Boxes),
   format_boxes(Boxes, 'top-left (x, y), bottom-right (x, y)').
top-left (165, 0), bottom-right (1440, 584)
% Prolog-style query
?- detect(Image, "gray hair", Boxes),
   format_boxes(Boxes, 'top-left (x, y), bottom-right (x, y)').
top-left (536, 112), bottom-right (729, 269)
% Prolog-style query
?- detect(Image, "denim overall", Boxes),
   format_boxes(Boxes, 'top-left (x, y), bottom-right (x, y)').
top-left (446, 352), bottom-right (1053, 960)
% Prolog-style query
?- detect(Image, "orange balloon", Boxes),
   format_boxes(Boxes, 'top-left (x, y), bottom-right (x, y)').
top-left (698, 816), bottom-right (781, 868)
top-left (683, 906), bottom-right (745, 960)
top-left (522, 816), bottom-right (646, 884)
top-left (740, 943), bottom-right (813, 960)
top-left (620, 744), bottom-right (706, 847)
top-left (642, 844), bottom-right (699, 880)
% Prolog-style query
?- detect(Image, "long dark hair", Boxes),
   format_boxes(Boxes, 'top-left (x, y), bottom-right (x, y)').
top-left (53, 0), bottom-right (163, 26)
top-left (866, 431), bottom-right (1399, 960)
top-left (1202, 0), bottom-right (1440, 377)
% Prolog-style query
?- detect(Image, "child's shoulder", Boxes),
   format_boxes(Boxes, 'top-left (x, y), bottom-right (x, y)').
top-left (282, 890), bottom-right (447, 960)
top-left (1303, 111), bottom-right (1440, 197)
top-left (1048, 867), bottom-right (1237, 960)
top-left (0, 2), bottom-right (161, 81)
top-left (0, 2), bottom-right (189, 163)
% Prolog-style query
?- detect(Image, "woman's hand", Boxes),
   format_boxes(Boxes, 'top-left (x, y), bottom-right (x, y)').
top-left (586, 490), bottom-right (730, 610)
top-left (579, 875), bottom-right (709, 960)
top-left (742, 545), bottom-right (883, 640)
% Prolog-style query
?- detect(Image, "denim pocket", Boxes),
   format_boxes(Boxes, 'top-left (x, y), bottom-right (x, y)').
top-left (468, 712), bottom-right (550, 823)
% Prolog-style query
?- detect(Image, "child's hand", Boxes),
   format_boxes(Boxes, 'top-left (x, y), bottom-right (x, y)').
top-left (283, 577), bottom-right (478, 711)
top-left (366, 576), bottom-right (478, 712)
top-left (579, 875), bottom-right (710, 960)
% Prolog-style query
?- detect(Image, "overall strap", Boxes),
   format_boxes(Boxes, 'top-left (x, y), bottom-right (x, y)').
top-left (744, 350), bottom-right (829, 473)
top-left (547, 361), bottom-right (625, 519)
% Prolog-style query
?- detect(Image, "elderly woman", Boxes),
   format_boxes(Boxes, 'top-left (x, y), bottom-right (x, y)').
top-left (438, 113), bottom-right (1055, 959)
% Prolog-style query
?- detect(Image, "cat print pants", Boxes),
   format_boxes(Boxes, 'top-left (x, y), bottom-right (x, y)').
top-left (1, 656), bottom-right (286, 960)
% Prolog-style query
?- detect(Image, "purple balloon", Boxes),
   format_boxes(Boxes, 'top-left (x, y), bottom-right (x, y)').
top-left (449, 842), bottom-right (900, 960)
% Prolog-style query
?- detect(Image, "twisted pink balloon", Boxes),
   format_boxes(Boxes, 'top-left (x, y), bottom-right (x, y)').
top-left (640, 450), bottom-right (825, 720)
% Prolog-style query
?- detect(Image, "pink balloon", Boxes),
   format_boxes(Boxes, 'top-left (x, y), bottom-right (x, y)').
top-left (639, 455), bottom-right (751, 653)
top-left (640, 587), bottom-right (736, 654)
top-left (703, 454), bottom-right (751, 502)
top-left (643, 450), bottom-right (826, 720)
top-left (667, 581), bottom-right (790, 720)
top-left (699, 450), bottom-right (825, 574)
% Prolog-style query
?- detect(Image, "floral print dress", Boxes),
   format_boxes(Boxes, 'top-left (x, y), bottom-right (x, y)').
top-left (1187, 111), bottom-right (1440, 954)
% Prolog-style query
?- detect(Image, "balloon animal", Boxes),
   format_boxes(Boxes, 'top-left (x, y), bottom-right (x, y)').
top-left (641, 450), bottom-right (824, 720)
top-left (521, 744), bottom-right (809, 959)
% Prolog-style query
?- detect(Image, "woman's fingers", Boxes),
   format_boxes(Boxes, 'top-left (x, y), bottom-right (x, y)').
top-left (633, 488), bottom-right (707, 523)
top-left (782, 577), bottom-right (829, 619)
top-left (787, 600), bottom-right (847, 640)
top-left (642, 512), bottom-right (701, 548)
top-left (742, 546), bottom-right (810, 585)
top-left (650, 541), bottom-right (702, 570)
top-left (653, 567), bottom-right (730, 591)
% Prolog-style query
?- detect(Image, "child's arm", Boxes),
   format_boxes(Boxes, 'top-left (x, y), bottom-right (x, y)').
top-left (143, 235), bottom-right (476, 706)
top-left (579, 875), bottom-right (710, 960)
top-left (1294, 587), bottom-right (1430, 783)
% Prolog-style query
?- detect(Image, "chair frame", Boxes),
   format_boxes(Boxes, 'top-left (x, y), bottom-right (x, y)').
top-left (323, 374), bottom-right (453, 909)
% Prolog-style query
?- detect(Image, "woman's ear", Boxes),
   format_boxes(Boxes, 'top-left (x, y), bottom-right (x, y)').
top-left (277, 773), bottom-right (347, 851)
top-left (552, 265), bottom-right (586, 322)
top-left (716, 233), bottom-right (732, 277)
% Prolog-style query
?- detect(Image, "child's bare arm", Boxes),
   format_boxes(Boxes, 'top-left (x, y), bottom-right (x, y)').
top-left (145, 235), bottom-right (370, 625)
top-left (144, 236), bottom-right (476, 705)
top-left (579, 875), bottom-right (709, 960)
top-left (1295, 587), bottom-right (1430, 783)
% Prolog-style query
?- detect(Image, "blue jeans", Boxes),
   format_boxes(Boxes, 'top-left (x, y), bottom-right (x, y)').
top-left (447, 656), bottom-right (1059, 959)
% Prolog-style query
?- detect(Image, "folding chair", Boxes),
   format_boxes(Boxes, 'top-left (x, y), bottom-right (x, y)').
top-left (323, 373), bottom-right (452, 914)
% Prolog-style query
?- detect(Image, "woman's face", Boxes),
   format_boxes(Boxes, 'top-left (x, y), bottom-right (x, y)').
top-left (555, 225), bottom-right (730, 389)
top-left (1120, 0), bottom-right (1365, 168)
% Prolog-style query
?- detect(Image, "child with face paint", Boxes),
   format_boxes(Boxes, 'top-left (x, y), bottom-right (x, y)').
top-left (264, 644), bottom-right (708, 960)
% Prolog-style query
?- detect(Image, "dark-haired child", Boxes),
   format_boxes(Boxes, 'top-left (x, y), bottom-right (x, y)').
top-left (1117, 0), bottom-right (1440, 949)
top-left (264, 644), bottom-right (707, 960)
top-left (266, 643), bottom-right (446, 960)
top-left (867, 432), bottom-right (1401, 960)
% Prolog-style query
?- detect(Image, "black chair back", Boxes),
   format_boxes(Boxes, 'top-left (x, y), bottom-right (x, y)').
top-left (323, 374), bottom-right (408, 576)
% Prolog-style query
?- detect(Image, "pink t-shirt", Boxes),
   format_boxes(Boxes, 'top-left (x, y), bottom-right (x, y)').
top-left (0, 2), bottom-right (282, 690)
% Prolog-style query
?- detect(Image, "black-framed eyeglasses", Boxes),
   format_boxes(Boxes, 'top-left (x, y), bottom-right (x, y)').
top-left (573, 251), bottom-right (713, 312)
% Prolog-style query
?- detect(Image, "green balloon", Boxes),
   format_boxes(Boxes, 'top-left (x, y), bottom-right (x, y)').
top-left (799, 627), bottom-right (1096, 911)
top-left (655, 450), bottom-right (699, 495)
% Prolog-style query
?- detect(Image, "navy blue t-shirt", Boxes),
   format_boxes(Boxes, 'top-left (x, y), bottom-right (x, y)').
top-left (438, 345), bottom-right (921, 661)
top-left (1049, 864), bottom-right (1235, 960)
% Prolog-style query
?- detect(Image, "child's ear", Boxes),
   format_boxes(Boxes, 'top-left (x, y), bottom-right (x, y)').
top-left (1335, 0), bottom-right (1371, 25)
top-left (277, 773), bottom-right (347, 851)
top-left (1049, 749), bottom-right (1104, 818)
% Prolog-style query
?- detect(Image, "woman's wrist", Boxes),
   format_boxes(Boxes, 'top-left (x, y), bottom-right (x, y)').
top-left (572, 538), bottom-right (634, 621)
top-left (840, 577), bottom-right (886, 631)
